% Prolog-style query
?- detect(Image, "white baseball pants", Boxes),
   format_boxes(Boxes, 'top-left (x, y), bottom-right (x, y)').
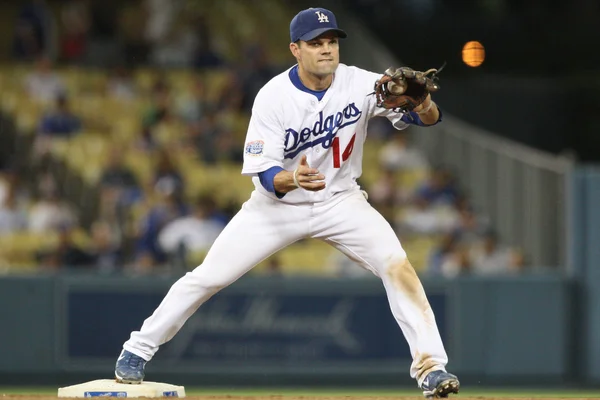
top-left (123, 189), bottom-right (448, 382)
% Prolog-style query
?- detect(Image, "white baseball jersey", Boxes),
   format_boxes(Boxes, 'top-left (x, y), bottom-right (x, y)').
top-left (241, 63), bottom-right (409, 203)
top-left (122, 62), bottom-right (449, 386)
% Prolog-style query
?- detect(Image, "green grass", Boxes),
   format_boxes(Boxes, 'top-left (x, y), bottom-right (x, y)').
top-left (2, 387), bottom-right (600, 398)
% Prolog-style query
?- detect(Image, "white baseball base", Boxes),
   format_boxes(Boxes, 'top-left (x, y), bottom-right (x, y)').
top-left (57, 379), bottom-right (186, 398)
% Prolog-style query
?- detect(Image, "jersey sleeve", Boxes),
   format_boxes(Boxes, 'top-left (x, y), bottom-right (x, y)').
top-left (372, 101), bottom-right (410, 131)
top-left (241, 89), bottom-right (286, 176)
top-left (357, 68), bottom-right (410, 131)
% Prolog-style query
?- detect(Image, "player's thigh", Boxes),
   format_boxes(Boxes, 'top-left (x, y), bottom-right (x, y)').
top-left (191, 192), bottom-right (309, 286)
top-left (312, 191), bottom-right (406, 275)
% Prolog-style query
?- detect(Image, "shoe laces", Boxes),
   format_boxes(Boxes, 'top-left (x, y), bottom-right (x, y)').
top-left (126, 353), bottom-right (144, 368)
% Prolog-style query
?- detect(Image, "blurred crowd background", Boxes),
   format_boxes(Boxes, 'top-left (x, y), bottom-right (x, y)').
top-left (2, 0), bottom-right (591, 279)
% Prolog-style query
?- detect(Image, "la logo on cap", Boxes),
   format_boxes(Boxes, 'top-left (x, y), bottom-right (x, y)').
top-left (315, 11), bottom-right (329, 23)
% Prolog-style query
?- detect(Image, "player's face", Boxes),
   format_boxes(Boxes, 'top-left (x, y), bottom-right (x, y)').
top-left (292, 32), bottom-right (339, 78)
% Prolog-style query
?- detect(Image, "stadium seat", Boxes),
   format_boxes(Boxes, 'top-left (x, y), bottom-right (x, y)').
top-left (0, 231), bottom-right (60, 271)
top-left (0, 1), bottom-right (444, 278)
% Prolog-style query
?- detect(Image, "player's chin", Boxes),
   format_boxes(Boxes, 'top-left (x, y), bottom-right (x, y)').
top-left (314, 62), bottom-right (338, 76)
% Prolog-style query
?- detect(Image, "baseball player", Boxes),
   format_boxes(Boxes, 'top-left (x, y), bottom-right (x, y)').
top-left (115, 7), bottom-right (459, 398)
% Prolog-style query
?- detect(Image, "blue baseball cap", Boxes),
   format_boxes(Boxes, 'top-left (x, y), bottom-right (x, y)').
top-left (290, 8), bottom-right (347, 43)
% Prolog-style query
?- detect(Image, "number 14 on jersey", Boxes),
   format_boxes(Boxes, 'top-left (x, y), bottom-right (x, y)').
top-left (332, 133), bottom-right (356, 168)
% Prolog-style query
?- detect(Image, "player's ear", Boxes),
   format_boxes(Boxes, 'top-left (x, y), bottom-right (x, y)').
top-left (289, 41), bottom-right (301, 59)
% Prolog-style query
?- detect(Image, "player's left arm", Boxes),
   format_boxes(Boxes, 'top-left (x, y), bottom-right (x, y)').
top-left (371, 96), bottom-right (442, 130)
top-left (377, 93), bottom-right (442, 128)
top-left (411, 94), bottom-right (440, 126)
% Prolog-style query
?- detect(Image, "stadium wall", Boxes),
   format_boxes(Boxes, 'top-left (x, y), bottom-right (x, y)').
top-left (0, 272), bottom-right (575, 388)
top-left (571, 167), bottom-right (600, 384)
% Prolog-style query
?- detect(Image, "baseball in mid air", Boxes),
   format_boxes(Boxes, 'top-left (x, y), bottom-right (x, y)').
top-left (462, 41), bottom-right (485, 67)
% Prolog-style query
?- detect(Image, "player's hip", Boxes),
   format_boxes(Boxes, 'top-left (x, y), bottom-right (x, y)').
top-left (248, 183), bottom-right (364, 207)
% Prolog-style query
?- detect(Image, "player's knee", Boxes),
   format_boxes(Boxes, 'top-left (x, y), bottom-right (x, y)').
top-left (383, 256), bottom-right (421, 286)
top-left (378, 250), bottom-right (408, 275)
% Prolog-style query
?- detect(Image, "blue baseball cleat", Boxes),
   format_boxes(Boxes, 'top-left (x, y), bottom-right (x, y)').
top-left (420, 370), bottom-right (460, 398)
top-left (115, 349), bottom-right (147, 384)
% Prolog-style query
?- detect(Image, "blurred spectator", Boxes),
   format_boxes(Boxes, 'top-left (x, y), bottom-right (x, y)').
top-left (88, 220), bottom-right (123, 274)
top-left (38, 94), bottom-right (82, 137)
top-left (116, 0), bottom-right (150, 66)
top-left (219, 197), bottom-right (242, 223)
top-left (369, 168), bottom-right (402, 224)
top-left (24, 56), bottom-right (66, 103)
top-left (38, 225), bottom-right (95, 270)
top-left (451, 202), bottom-right (490, 246)
top-left (366, 116), bottom-right (397, 141)
top-left (439, 244), bottom-right (472, 278)
top-left (134, 185), bottom-right (189, 268)
top-left (143, 0), bottom-right (182, 46)
top-left (158, 194), bottom-right (225, 256)
top-left (106, 66), bottom-right (137, 100)
top-left (191, 15), bottom-right (224, 69)
top-left (379, 131), bottom-right (429, 171)
top-left (470, 231), bottom-right (523, 275)
top-left (174, 76), bottom-right (208, 123)
top-left (414, 166), bottom-right (460, 207)
top-left (0, 184), bottom-right (29, 234)
top-left (216, 68), bottom-right (246, 113)
top-left (98, 147), bottom-right (142, 230)
top-left (150, 13), bottom-right (198, 68)
top-left (0, 173), bottom-right (10, 208)
top-left (134, 125), bottom-right (159, 154)
top-left (99, 147), bottom-right (140, 200)
top-left (12, 0), bottom-right (55, 61)
top-left (143, 86), bottom-right (172, 129)
top-left (29, 189), bottom-right (77, 233)
top-left (142, 0), bottom-right (205, 68)
top-left (190, 108), bottom-right (224, 165)
top-left (33, 94), bottom-right (82, 162)
top-left (193, 192), bottom-right (230, 227)
top-left (215, 129), bottom-right (244, 163)
top-left (0, 169), bottom-right (25, 207)
top-left (396, 195), bottom-right (458, 235)
top-left (427, 232), bottom-right (460, 276)
top-left (154, 149), bottom-right (184, 197)
top-left (150, 71), bottom-right (170, 96)
top-left (59, 0), bottom-right (91, 64)
top-left (240, 43), bottom-right (277, 112)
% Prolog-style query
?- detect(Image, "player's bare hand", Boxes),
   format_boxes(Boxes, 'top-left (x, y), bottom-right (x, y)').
top-left (272, 155), bottom-right (326, 193)
top-left (295, 155), bottom-right (326, 191)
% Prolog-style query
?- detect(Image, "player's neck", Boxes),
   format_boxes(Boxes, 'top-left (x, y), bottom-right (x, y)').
top-left (297, 66), bottom-right (333, 91)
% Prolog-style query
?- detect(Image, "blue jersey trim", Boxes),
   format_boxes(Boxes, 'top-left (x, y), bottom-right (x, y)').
top-left (258, 166), bottom-right (286, 198)
top-left (400, 107), bottom-right (443, 126)
top-left (289, 65), bottom-right (328, 101)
